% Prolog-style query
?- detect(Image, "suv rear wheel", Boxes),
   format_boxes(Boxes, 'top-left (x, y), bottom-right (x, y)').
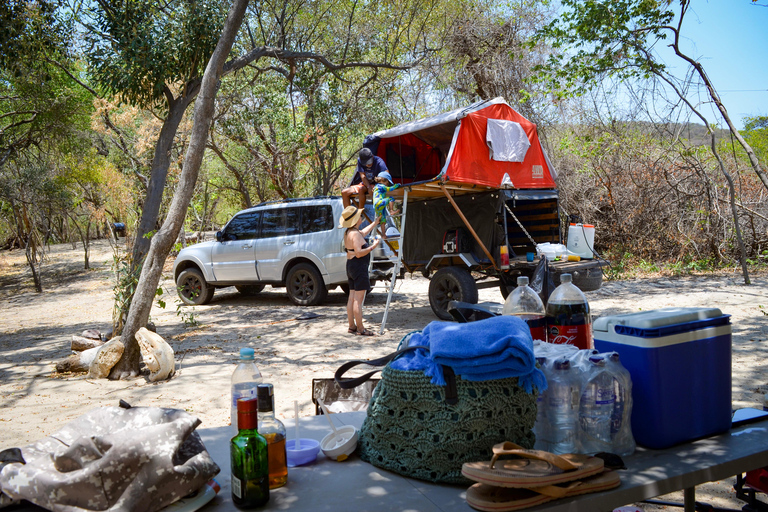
top-left (177, 268), bottom-right (215, 305)
top-left (286, 263), bottom-right (328, 306)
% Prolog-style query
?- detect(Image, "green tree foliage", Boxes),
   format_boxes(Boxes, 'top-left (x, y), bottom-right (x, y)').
top-left (85, 0), bottom-right (224, 108)
top-left (743, 116), bottom-right (768, 169)
top-left (0, 0), bottom-right (64, 73)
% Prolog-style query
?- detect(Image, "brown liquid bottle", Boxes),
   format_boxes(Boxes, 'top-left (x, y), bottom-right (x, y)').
top-left (257, 383), bottom-right (288, 489)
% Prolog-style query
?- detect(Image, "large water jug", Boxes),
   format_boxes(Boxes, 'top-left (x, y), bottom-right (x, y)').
top-left (578, 355), bottom-right (614, 454)
top-left (567, 224), bottom-right (595, 259)
top-left (533, 356), bottom-right (550, 452)
top-left (605, 352), bottom-right (636, 456)
top-left (545, 358), bottom-right (579, 454)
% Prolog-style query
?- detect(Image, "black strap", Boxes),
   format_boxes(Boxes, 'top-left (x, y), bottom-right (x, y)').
top-left (334, 345), bottom-right (458, 404)
top-left (0, 447), bottom-right (25, 472)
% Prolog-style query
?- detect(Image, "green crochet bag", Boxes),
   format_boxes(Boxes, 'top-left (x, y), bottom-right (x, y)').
top-left (335, 335), bottom-right (538, 485)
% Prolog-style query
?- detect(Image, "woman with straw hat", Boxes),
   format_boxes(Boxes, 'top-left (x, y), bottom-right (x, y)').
top-left (339, 205), bottom-right (380, 335)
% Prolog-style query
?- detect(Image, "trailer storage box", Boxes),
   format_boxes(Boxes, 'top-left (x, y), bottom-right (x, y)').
top-left (593, 307), bottom-right (732, 449)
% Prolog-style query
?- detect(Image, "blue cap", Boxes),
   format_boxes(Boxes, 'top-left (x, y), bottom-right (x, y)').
top-left (239, 347), bottom-right (255, 360)
top-left (378, 170), bottom-right (393, 184)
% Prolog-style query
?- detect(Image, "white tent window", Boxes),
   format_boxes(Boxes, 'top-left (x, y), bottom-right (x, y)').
top-left (486, 119), bottom-right (530, 162)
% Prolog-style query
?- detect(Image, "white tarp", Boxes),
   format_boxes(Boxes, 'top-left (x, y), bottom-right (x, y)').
top-left (485, 119), bottom-right (530, 162)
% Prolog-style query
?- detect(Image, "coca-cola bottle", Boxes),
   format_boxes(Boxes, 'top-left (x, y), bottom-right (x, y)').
top-left (545, 273), bottom-right (592, 350)
top-left (502, 276), bottom-right (547, 342)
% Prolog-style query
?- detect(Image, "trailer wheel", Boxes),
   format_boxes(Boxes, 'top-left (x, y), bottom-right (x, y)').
top-left (428, 267), bottom-right (478, 321)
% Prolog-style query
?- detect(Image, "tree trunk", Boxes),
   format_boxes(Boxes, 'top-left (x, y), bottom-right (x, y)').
top-left (109, 0), bottom-right (250, 379)
top-left (130, 92), bottom-right (197, 274)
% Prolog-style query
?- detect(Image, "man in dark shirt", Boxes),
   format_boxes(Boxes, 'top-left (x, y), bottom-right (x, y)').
top-left (342, 148), bottom-right (389, 207)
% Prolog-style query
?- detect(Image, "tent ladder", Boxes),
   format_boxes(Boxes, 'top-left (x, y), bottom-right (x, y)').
top-left (378, 187), bottom-right (408, 335)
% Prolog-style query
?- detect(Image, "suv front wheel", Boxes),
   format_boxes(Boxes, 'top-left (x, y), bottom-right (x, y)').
top-left (286, 263), bottom-right (328, 306)
top-left (177, 268), bottom-right (215, 305)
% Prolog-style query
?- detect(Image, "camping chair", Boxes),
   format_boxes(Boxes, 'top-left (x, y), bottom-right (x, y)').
top-left (734, 468), bottom-right (768, 511)
top-left (447, 300), bottom-right (502, 323)
top-left (311, 378), bottom-right (379, 415)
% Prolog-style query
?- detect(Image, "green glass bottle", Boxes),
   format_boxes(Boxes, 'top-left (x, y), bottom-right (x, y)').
top-left (231, 397), bottom-right (269, 508)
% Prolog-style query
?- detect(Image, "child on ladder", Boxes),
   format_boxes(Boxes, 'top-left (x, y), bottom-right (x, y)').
top-left (372, 171), bottom-right (400, 240)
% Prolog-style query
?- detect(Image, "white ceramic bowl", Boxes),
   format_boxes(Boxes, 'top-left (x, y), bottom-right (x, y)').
top-left (320, 426), bottom-right (359, 461)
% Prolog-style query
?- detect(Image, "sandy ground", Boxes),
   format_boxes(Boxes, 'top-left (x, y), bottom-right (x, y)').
top-left (1, 239), bottom-right (767, 510)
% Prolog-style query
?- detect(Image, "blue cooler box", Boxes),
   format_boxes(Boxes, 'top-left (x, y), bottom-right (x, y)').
top-left (593, 307), bottom-right (732, 449)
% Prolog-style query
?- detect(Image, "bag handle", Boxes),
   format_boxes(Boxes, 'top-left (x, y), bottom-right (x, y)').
top-left (335, 345), bottom-right (458, 405)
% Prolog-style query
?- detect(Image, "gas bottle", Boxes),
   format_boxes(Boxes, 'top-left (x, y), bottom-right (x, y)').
top-left (545, 274), bottom-right (592, 350)
top-left (503, 276), bottom-right (547, 342)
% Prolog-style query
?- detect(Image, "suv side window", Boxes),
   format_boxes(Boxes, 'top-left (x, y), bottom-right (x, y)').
top-left (301, 205), bottom-right (333, 234)
top-left (284, 207), bottom-right (301, 236)
top-left (260, 207), bottom-right (302, 238)
top-left (222, 211), bottom-right (261, 240)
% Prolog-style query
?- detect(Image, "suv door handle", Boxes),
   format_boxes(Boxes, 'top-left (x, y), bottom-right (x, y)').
top-left (242, 244), bottom-right (253, 249)
top-left (283, 240), bottom-right (295, 245)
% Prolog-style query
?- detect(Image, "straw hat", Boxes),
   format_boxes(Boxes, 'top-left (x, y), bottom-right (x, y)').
top-left (338, 206), bottom-right (363, 228)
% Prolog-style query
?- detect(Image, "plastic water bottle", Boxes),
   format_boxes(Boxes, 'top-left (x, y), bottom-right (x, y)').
top-left (533, 357), bottom-right (550, 451)
top-left (545, 274), bottom-right (592, 350)
top-left (231, 348), bottom-right (262, 432)
top-left (503, 276), bottom-right (547, 342)
top-left (546, 358), bottom-right (579, 454)
top-left (606, 352), bottom-right (636, 456)
top-left (578, 355), bottom-right (614, 454)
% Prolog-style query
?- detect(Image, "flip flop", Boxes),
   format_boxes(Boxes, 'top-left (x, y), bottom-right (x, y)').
top-left (355, 328), bottom-right (375, 336)
top-left (465, 470), bottom-right (621, 512)
top-left (461, 442), bottom-right (604, 488)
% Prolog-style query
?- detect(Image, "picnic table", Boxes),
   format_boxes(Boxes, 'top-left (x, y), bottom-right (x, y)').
top-left (197, 410), bottom-right (768, 512)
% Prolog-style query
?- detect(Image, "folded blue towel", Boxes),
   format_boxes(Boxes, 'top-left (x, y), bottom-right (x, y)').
top-left (388, 317), bottom-right (546, 394)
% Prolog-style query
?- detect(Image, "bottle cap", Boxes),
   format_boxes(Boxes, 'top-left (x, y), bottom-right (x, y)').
top-left (588, 355), bottom-right (606, 366)
top-left (560, 273), bottom-right (572, 283)
top-left (236, 398), bottom-right (258, 430)
top-left (239, 347), bottom-right (255, 360)
top-left (237, 397), bottom-right (258, 413)
top-left (517, 276), bottom-right (529, 286)
top-left (257, 383), bottom-right (274, 412)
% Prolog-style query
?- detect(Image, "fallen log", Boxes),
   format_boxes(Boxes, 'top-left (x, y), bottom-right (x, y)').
top-left (71, 335), bottom-right (105, 352)
top-left (56, 346), bottom-right (100, 373)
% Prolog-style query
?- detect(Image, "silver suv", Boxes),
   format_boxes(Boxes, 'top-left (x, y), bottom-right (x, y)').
top-left (172, 196), bottom-right (396, 306)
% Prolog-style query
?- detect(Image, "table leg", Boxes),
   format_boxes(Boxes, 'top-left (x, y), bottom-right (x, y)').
top-left (684, 487), bottom-right (695, 512)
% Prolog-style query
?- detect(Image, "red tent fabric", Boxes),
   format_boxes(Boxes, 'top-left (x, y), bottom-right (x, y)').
top-left (365, 98), bottom-right (556, 189)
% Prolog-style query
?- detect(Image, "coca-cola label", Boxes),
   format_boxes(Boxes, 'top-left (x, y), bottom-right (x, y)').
top-left (547, 323), bottom-right (592, 350)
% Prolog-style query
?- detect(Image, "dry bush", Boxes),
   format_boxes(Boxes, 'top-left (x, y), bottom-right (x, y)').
top-left (550, 122), bottom-right (768, 265)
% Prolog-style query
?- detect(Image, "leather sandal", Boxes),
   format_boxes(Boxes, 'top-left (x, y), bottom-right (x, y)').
top-left (466, 470), bottom-right (621, 512)
top-left (355, 328), bottom-right (376, 336)
top-left (461, 442), bottom-right (604, 488)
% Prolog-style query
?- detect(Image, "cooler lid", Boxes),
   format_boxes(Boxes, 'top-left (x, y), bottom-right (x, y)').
top-left (593, 307), bottom-right (729, 338)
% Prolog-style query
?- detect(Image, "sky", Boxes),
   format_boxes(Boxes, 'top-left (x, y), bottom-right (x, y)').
top-left (658, 1), bottom-right (768, 130)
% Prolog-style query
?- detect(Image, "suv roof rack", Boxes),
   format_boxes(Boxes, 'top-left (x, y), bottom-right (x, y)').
top-left (249, 195), bottom-right (342, 209)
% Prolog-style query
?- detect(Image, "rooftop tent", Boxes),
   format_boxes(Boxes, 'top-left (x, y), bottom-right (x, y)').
top-left (363, 98), bottom-right (556, 189)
